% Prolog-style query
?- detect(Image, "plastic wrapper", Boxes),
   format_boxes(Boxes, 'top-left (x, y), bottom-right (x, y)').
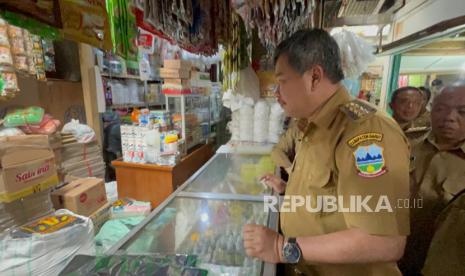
top-left (3, 106), bottom-right (45, 127)
top-left (0, 209), bottom-right (95, 276)
top-left (19, 114), bottom-right (61, 135)
top-left (59, 254), bottom-right (205, 276)
top-left (332, 29), bottom-right (375, 79)
top-left (111, 198), bottom-right (151, 219)
top-left (0, 27), bottom-right (9, 46)
top-left (253, 100), bottom-right (270, 143)
top-left (268, 102), bottom-right (285, 143)
top-left (0, 68), bottom-right (18, 95)
top-left (0, 189), bottom-right (53, 233)
top-left (59, 0), bottom-right (112, 50)
top-left (10, 37), bottom-right (25, 55)
top-left (13, 54), bottom-right (28, 72)
top-left (7, 25), bottom-right (22, 39)
top-left (0, 127), bottom-right (24, 137)
top-left (0, 45), bottom-right (12, 65)
top-left (62, 119), bottom-right (96, 143)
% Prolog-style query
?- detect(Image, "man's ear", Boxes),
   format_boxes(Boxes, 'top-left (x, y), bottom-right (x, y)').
top-left (303, 66), bottom-right (323, 93)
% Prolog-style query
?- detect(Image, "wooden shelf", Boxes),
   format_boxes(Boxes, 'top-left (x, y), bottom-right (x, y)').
top-left (100, 72), bottom-right (161, 82)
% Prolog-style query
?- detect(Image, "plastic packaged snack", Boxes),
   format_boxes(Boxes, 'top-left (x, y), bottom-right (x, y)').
top-left (0, 68), bottom-right (18, 92)
top-left (13, 55), bottom-right (28, 71)
top-left (0, 45), bottom-right (12, 65)
top-left (3, 106), bottom-right (45, 127)
top-left (0, 27), bottom-right (9, 46)
top-left (7, 25), bottom-right (23, 39)
top-left (10, 37), bottom-right (25, 55)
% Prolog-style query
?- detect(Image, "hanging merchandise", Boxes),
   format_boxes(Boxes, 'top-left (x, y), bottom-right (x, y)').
top-left (140, 0), bottom-right (225, 55)
top-left (231, 0), bottom-right (316, 51)
top-left (31, 34), bottom-right (47, 81)
top-left (332, 29), bottom-right (375, 79)
top-left (0, 10), bottom-right (61, 40)
top-left (59, 0), bottom-right (112, 51)
top-left (0, 0), bottom-right (62, 28)
top-left (222, 12), bottom-right (250, 93)
top-left (106, 0), bottom-right (138, 60)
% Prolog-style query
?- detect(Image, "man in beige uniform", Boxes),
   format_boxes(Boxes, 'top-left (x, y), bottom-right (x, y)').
top-left (271, 118), bottom-right (303, 173)
top-left (390, 86), bottom-right (430, 146)
top-left (400, 84), bottom-right (465, 275)
top-left (243, 29), bottom-right (410, 275)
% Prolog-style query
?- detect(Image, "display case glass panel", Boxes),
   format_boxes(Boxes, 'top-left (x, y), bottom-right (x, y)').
top-left (120, 196), bottom-right (269, 275)
top-left (184, 154), bottom-right (274, 195)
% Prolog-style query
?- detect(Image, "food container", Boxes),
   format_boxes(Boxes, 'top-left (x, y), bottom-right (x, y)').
top-left (0, 69), bottom-right (18, 92)
top-left (7, 25), bottom-right (23, 39)
top-left (0, 27), bottom-right (9, 46)
top-left (10, 37), bottom-right (25, 55)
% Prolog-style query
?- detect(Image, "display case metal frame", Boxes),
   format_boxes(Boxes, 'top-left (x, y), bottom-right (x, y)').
top-left (107, 152), bottom-right (279, 276)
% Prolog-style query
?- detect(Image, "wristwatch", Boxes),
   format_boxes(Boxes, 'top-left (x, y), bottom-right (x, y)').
top-left (282, 237), bottom-right (302, 264)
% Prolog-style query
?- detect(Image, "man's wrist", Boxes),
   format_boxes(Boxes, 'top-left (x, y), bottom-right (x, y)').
top-left (278, 235), bottom-right (286, 263)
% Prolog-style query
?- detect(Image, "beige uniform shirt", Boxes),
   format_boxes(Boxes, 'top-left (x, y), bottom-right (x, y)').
top-left (271, 118), bottom-right (304, 171)
top-left (401, 135), bottom-right (465, 275)
top-left (281, 87), bottom-right (410, 276)
top-left (411, 135), bottom-right (465, 203)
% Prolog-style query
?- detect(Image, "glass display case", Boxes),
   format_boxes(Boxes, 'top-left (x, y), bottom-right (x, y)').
top-left (165, 94), bottom-right (211, 151)
top-left (107, 153), bottom-right (278, 276)
top-left (184, 153), bottom-right (275, 196)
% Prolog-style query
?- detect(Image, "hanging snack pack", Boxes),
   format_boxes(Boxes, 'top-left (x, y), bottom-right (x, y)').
top-left (59, 0), bottom-right (112, 51)
top-left (31, 34), bottom-right (46, 81)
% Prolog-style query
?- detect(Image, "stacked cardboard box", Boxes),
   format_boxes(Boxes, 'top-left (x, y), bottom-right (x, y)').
top-left (59, 133), bottom-right (105, 179)
top-left (161, 59), bottom-right (192, 95)
top-left (0, 135), bottom-right (59, 232)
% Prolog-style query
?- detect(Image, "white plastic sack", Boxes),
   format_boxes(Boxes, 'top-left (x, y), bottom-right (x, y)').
top-left (0, 127), bottom-right (24, 137)
top-left (62, 119), bottom-right (96, 143)
top-left (332, 29), bottom-right (375, 79)
top-left (0, 209), bottom-right (95, 276)
top-left (253, 100), bottom-right (270, 143)
top-left (268, 102), bottom-right (285, 143)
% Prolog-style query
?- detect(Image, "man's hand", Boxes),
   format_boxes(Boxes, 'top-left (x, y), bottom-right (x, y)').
top-left (243, 224), bottom-right (284, 264)
top-left (260, 174), bottom-right (286, 194)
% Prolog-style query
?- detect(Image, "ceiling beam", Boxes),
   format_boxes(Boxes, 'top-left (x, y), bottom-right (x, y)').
top-left (404, 49), bottom-right (465, 56)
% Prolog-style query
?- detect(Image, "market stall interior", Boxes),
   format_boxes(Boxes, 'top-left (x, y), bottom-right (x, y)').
top-left (0, 0), bottom-right (465, 275)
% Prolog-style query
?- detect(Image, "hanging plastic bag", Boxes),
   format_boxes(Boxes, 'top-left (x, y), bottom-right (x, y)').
top-left (332, 29), bottom-right (375, 79)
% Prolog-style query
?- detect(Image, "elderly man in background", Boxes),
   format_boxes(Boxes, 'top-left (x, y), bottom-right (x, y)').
top-left (399, 82), bottom-right (465, 276)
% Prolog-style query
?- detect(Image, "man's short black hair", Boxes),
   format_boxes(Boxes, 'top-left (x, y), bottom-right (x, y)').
top-left (418, 86), bottom-right (432, 102)
top-left (390, 86), bottom-right (422, 104)
top-left (273, 29), bottom-right (344, 83)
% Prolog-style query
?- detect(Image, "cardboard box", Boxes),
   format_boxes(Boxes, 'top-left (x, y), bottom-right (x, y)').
top-left (51, 177), bottom-right (107, 216)
top-left (0, 135), bottom-right (59, 203)
top-left (163, 78), bottom-right (191, 86)
top-left (163, 59), bottom-right (192, 70)
top-left (160, 68), bottom-right (190, 79)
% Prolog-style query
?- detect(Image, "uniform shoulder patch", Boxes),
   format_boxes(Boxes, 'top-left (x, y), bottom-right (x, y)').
top-left (340, 100), bottom-right (377, 121)
top-left (353, 143), bottom-right (387, 178)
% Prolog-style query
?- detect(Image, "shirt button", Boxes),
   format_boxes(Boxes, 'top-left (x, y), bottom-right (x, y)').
top-left (304, 137), bottom-right (309, 142)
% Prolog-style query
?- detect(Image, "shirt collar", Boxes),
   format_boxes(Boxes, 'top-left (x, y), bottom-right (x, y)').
top-left (305, 86), bottom-right (352, 131)
top-left (426, 132), bottom-right (465, 153)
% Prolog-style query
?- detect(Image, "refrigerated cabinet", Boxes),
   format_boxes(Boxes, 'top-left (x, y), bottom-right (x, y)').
top-left (107, 152), bottom-right (278, 276)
